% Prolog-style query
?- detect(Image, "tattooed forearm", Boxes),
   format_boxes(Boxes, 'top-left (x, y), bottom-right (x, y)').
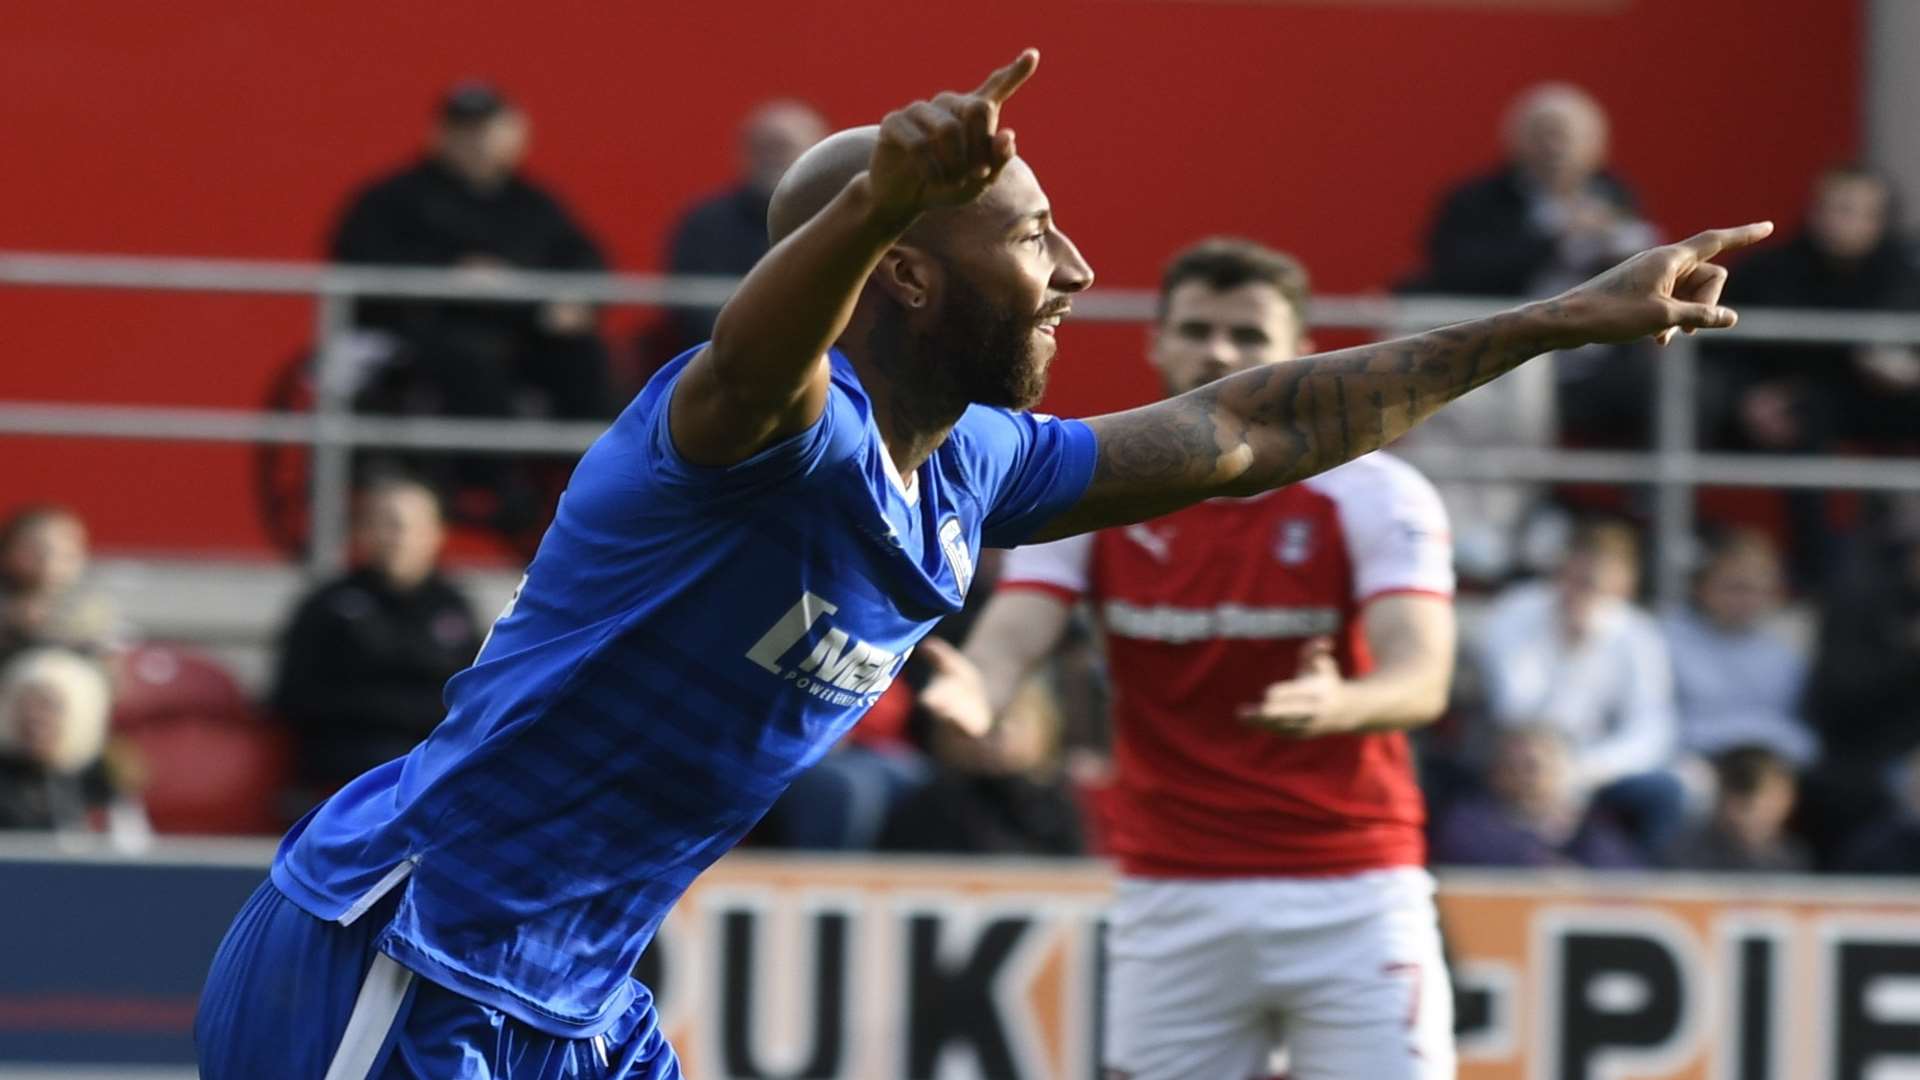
top-left (1035, 303), bottom-right (1561, 539)
top-left (1219, 306), bottom-right (1551, 490)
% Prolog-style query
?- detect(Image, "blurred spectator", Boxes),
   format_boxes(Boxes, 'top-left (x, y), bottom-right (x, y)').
top-left (662, 100), bottom-right (827, 353)
top-left (1709, 165), bottom-right (1920, 453)
top-left (1705, 166), bottom-right (1920, 585)
top-left (1410, 84), bottom-right (1654, 298)
top-left (1477, 519), bottom-right (1683, 852)
top-left (0, 505), bottom-right (122, 666)
top-left (330, 81), bottom-right (616, 422)
top-left (1665, 748), bottom-right (1810, 873)
top-left (1430, 727), bottom-right (1643, 869)
top-left (0, 647), bottom-right (142, 836)
top-left (879, 673), bottom-right (1085, 857)
top-left (1662, 530), bottom-right (1817, 766)
top-left (272, 477), bottom-right (481, 800)
top-left (1801, 494), bottom-right (1920, 858)
top-left (1400, 84), bottom-right (1658, 576)
top-left (1840, 746), bottom-right (1920, 875)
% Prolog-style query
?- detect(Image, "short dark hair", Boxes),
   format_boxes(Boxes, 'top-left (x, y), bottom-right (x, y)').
top-left (1566, 517), bottom-right (1641, 572)
top-left (1715, 746), bottom-right (1794, 798)
top-left (1156, 238), bottom-right (1310, 329)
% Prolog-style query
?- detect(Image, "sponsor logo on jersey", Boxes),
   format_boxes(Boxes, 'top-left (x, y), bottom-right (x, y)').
top-left (1101, 599), bottom-right (1339, 643)
top-left (1275, 518), bottom-right (1315, 565)
top-left (939, 516), bottom-right (974, 594)
top-left (745, 592), bottom-right (907, 708)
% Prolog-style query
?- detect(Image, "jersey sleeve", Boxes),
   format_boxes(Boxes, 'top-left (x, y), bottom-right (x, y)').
top-left (1322, 456), bottom-right (1455, 603)
top-left (997, 532), bottom-right (1095, 602)
top-left (641, 350), bottom-right (867, 498)
top-left (959, 408), bottom-right (1099, 549)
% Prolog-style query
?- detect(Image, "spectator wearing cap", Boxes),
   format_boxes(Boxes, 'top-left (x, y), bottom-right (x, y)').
top-left (1661, 530), bottom-right (1818, 767)
top-left (661, 100), bottom-right (828, 355)
top-left (271, 476), bottom-right (482, 802)
top-left (329, 81), bottom-right (617, 423)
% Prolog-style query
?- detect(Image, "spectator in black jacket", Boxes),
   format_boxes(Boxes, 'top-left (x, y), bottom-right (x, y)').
top-left (1397, 85), bottom-right (1659, 577)
top-left (330, 82), bottom-right (616, 422)
top-left (880, 674), bottom-right (1084, 857)
top-left (272, 477), bottom-right (481, 799)
top-left (1409, 84), bottom-right (1654, 299)
top-left (1703, 166), bottom-right (1920, 585)
top-left (1801, 494), bottom-right (1920, 861)
top-left (1841, 746), bottom-right (1920, 875)
top-left (1709, 166), bottom-right (1920, 453)
top-left (661, 100), bottom-right (827, 355)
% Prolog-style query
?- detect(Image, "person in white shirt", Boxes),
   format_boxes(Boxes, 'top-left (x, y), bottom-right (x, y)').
top-left (1476, 518), bottom-right (1682, 854)
top-left (1661, 529), bottom-right (1817, 766)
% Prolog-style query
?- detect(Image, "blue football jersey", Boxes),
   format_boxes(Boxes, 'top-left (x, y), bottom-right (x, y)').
top-left (270, 347), bottom-right (1097, 1036)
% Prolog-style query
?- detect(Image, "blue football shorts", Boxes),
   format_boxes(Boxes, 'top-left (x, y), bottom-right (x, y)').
top-left (194, 878), bottom-right (681, 1079)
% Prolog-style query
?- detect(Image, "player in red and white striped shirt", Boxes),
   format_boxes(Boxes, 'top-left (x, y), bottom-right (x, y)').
top-left (926, 238), bottom-right (1459, 1079)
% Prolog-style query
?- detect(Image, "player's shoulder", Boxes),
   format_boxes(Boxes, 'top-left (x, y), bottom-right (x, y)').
top-left (1301, 452), bottom-right (1445, 512)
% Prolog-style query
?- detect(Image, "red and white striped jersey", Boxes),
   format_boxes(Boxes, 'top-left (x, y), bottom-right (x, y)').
top-left (1001, 452), bottom-right (1453, 878)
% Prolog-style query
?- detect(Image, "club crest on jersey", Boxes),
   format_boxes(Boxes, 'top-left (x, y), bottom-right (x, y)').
top-left (744, 592), bottom-right (907, 709)
top-left (939, 516), bottom-right (974, 594)
top-left (1123, 523), bottom-right (1174, 562)
top-left (1274, 518), bottom-right (1315, 565)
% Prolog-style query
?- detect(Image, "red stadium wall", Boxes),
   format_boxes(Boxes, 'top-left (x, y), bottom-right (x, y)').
top-left (0, 1), bottom-right (1859, 556)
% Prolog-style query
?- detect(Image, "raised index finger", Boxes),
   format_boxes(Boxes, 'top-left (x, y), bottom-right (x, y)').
top-left (1678, 221), bottom-right (1775, 262)
top-left (972, 48), bottom-right (1040, 106)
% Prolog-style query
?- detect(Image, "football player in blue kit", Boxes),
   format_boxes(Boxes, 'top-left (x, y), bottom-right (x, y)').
top-left (195, 48), bottom-right (1770, 1079)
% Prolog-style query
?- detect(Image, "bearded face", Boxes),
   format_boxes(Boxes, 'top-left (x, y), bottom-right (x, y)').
top-left (871, 261), bottom-right (1056, 412)
top-left (934, 266), bottom-right (1055, 410)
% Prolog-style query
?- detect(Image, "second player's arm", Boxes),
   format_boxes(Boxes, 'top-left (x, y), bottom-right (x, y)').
top-left (1337, 594), bottom-right (1456, 732)
top-left (1239, 594), bottom-right (1455, 737)
top-left (1034, 224), bottom-right (1772, 539)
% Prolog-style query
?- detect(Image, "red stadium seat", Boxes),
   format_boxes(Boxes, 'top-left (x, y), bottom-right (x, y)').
top-left (111, 645), bottom-right (288, 836)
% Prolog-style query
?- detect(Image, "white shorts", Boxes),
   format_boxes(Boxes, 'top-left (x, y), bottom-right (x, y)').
top-left (1103, 867), bottom-right (1455, 1080)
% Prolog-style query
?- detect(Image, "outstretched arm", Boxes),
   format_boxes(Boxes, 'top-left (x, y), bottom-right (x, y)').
top-left (668, 51), bottom-right (1037, 467)
top-left (1033, 223), bottom-right (1772, 539)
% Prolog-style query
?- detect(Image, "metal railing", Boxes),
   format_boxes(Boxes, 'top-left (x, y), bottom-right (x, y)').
top-left (5, 251), bottom-right (1919, 608)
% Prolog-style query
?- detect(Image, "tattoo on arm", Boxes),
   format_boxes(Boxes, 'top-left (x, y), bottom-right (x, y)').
top-left (1051, 305), bottom-right (1559, 536)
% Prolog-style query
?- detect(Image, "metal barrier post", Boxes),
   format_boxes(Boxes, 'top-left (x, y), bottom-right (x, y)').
top-left (307, 291), bottom-right (355, 577)
top-left (1652, 335), bottom-right (1699, 610)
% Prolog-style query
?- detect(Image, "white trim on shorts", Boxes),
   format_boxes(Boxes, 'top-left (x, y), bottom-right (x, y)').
top-left (321, 954), bottom-right (415, 1080)
top-left (337, 857), bottom-right (419, 927)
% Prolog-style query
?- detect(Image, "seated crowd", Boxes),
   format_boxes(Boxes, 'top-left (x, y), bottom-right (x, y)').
top-left (3, 484), bottom-right (1918, 881)
top-left (5, 81), bottom-right (1917, 876)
